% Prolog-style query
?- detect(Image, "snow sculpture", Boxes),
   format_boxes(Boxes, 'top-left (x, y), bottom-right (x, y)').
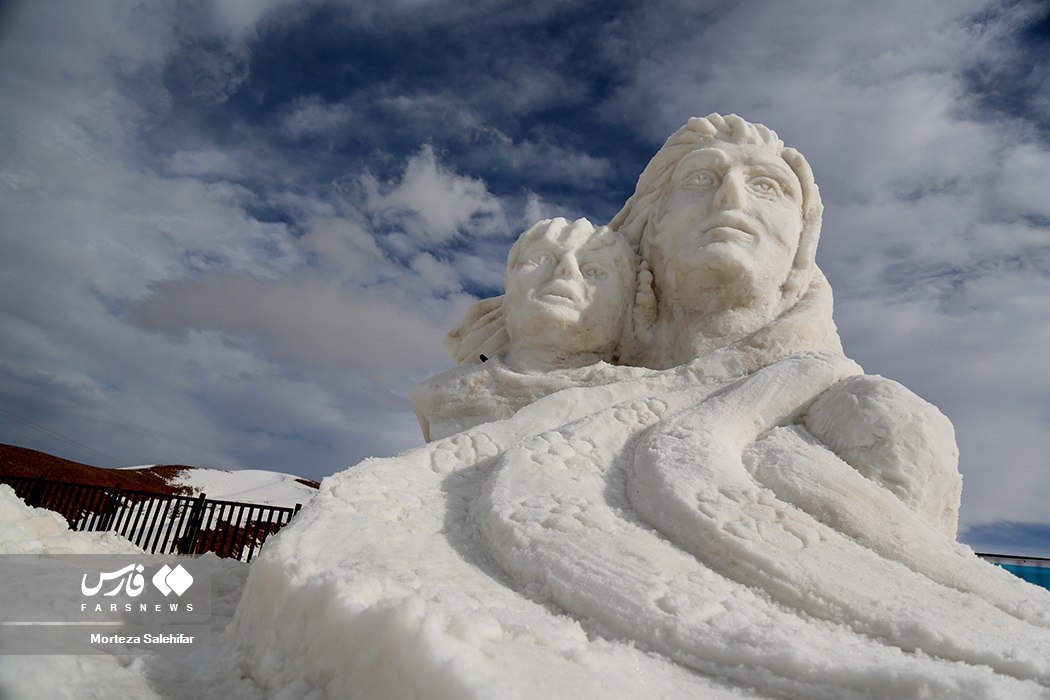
top-left (410, 217), bottom-right (649, 441)
top-left (440, 217), bottom-right (630, 369)
top-left (475, 217), bottom-right (634, 370)
top-left (232, 115), bottom-right (1050, 699)
top-left (610, 113), bottom-right (825, 369)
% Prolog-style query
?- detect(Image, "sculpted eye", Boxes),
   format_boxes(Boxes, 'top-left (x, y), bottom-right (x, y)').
top-left (748, 176), bottom-right (786, 198)
top-left (581, 264), bottom-right (608, 280)
top-left (523, 252), bottom-right (554, 267)
top-left (681, 169), bottom-right (719, 190)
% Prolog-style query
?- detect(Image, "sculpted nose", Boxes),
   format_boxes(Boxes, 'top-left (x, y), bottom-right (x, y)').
top-left (712, 169), bottom-right (746, 209)
top-left (554, 253), bottom-right (582, 279)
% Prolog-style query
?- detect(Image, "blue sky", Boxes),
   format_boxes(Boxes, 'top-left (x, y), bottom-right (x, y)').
top-left (1, 0), bottom-right (1049, 553)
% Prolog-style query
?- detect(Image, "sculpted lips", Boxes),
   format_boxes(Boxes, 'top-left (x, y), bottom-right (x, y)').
top-left (536, 280), bottom-right (582, 307)
top-left (699, 212), bottom-right (757, 242)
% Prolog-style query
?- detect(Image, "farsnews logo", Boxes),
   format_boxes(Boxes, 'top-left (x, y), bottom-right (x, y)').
top-left (81, 563), bottom-right (193, 598)
top-left (152, 564), bottom-right (193, 597)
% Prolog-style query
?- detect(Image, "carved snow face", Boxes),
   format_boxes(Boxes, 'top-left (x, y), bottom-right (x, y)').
top-left (651, 142), bottom-right (804, 308)
top-left (504, 220), bottom-right (631, 357)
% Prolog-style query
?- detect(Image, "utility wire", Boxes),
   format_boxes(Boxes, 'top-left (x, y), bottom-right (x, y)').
top-left (0, 406), bottom-right (126, 466)
top-left (0, 424), bottom-right (52, 453)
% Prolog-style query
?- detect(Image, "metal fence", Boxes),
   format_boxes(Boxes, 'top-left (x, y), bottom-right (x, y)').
top-left (0, 474), bottom-right (302, 562)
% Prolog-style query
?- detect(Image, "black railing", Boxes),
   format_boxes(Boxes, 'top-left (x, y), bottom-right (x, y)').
top-left (0, 475), bottom-right (301, 562)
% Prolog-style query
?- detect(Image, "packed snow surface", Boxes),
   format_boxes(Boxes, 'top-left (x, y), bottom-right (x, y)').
top-left (169, 467), bottom-right (318, 508)
top-left (231, 352), bottom-right (1050, 699)
top-left (3, 356), bottom-right (1050, 700)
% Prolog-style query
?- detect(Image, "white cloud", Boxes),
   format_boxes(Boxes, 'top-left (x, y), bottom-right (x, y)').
top-left (279, 95), bottom-right (355, 140)
top-left (360, 145), bottom-right (507, 244)
top-left (128, 272), bottom-right (456, 382)
top-left (300, 216), bottom-right (386, 278)
top-left (522, 191), bottom-right (549, 224)
top-left (0, 4), bottom-right (496, 474)
top-left (165, 38), bottom-right (250, 105)
top-left (163, 149), bottom-right (243, 178)
top-left (995, 144), bottom-right (1050, 219)
top-left (121, 146), bottom-right (521, 396)
top-left (208, 0), bottom-right (305, 38)
top-left (410, 253), bottom-right (461, 294)
top-left (493, 138), bottom-right (616, 187)
top-left (3, 0), bottom-right (1049, 532)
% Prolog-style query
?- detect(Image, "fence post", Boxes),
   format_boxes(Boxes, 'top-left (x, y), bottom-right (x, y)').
top-left (97, 486), bottom-right (122, 532)
top-left (28, 477), bottom-right (47, 508)
top-left (179, 493), bottom-right (208, 556)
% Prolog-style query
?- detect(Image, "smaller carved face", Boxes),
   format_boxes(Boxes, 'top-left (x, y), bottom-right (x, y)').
top-left (504, 219), bottom-right (631, 356)
top-left (651, 142), bottom-right (804, 304)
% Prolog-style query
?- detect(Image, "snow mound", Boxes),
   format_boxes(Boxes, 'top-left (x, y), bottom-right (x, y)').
top-left (0, 484), bottom-right (140, 555)
top-left (170, 467), bottom-right (318, 508)
top-left (0, 485), bottom-right (259, 700)
top-left (230, 353), bottom-right (1050, 699)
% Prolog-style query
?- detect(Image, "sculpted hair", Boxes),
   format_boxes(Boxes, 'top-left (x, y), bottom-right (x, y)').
top-left (505, 217), bottom-right (632, 279)
top-left (609, 113), bottom-right (823, 308)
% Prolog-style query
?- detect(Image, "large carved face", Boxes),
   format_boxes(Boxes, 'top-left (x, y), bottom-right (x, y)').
top-left (650, 141), bottom-right (804, 309)
top-left (504, 219), bottom-right (631, 356)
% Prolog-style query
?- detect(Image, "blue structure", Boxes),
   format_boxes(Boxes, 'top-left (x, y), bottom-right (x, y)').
top-left (978, 554), bottom-right (1050, 592)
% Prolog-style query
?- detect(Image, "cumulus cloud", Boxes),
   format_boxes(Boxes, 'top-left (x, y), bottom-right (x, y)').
top-left (128, 271), bottom-right (458, 381)
top-left (125, 147), bottom-right (515, 389)
top-left (207, 0), bottom-right (305, 38)
top-left (279, 95), bottom-right (355, 140)
top-left (0, 2), bottom-right (492, 474)
top-left (995, 144), bottom-right (1050, 219)
top-left (163, 148), bottom-right (244, 178)
top-left (476, 134), bottom-right (617, 190)
top-left (3, 0), bottom-right (1050, 537)
top-left (359, 145), bottom-right (507, 245)
top-left (164, 37), bottom-right (251, 105)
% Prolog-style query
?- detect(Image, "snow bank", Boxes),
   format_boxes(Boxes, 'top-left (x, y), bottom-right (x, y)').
top-left (170, 467), bottom-right (318, 508)
top-left (0, 484), bottom-right (141, 556)
top-left (230, 352), bottom-right (1050, 699)
top-left (0, 485), bottom-right (258, 700)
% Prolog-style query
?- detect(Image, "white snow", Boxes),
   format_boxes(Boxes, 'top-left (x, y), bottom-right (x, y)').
top-left (3, 375), bottom-right (1050, 700)
top-left (169, 467), bottom-right (318, 508)
top-left (0, 463), bottom-right (314, 699)
top-left (0, 485), bottom-right (260, 700)
top-left (0, 484), bottom-right (142, 556)
top-left (227, 352), bottom-right (1050, 699)
top-left (3, 114), bottom-right (1049, 698)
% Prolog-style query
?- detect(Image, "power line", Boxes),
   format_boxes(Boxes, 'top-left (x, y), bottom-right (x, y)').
top-left (0, 423), bottom-right (52, 452)
top-left (0, 406), bottom-right (126, 466)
